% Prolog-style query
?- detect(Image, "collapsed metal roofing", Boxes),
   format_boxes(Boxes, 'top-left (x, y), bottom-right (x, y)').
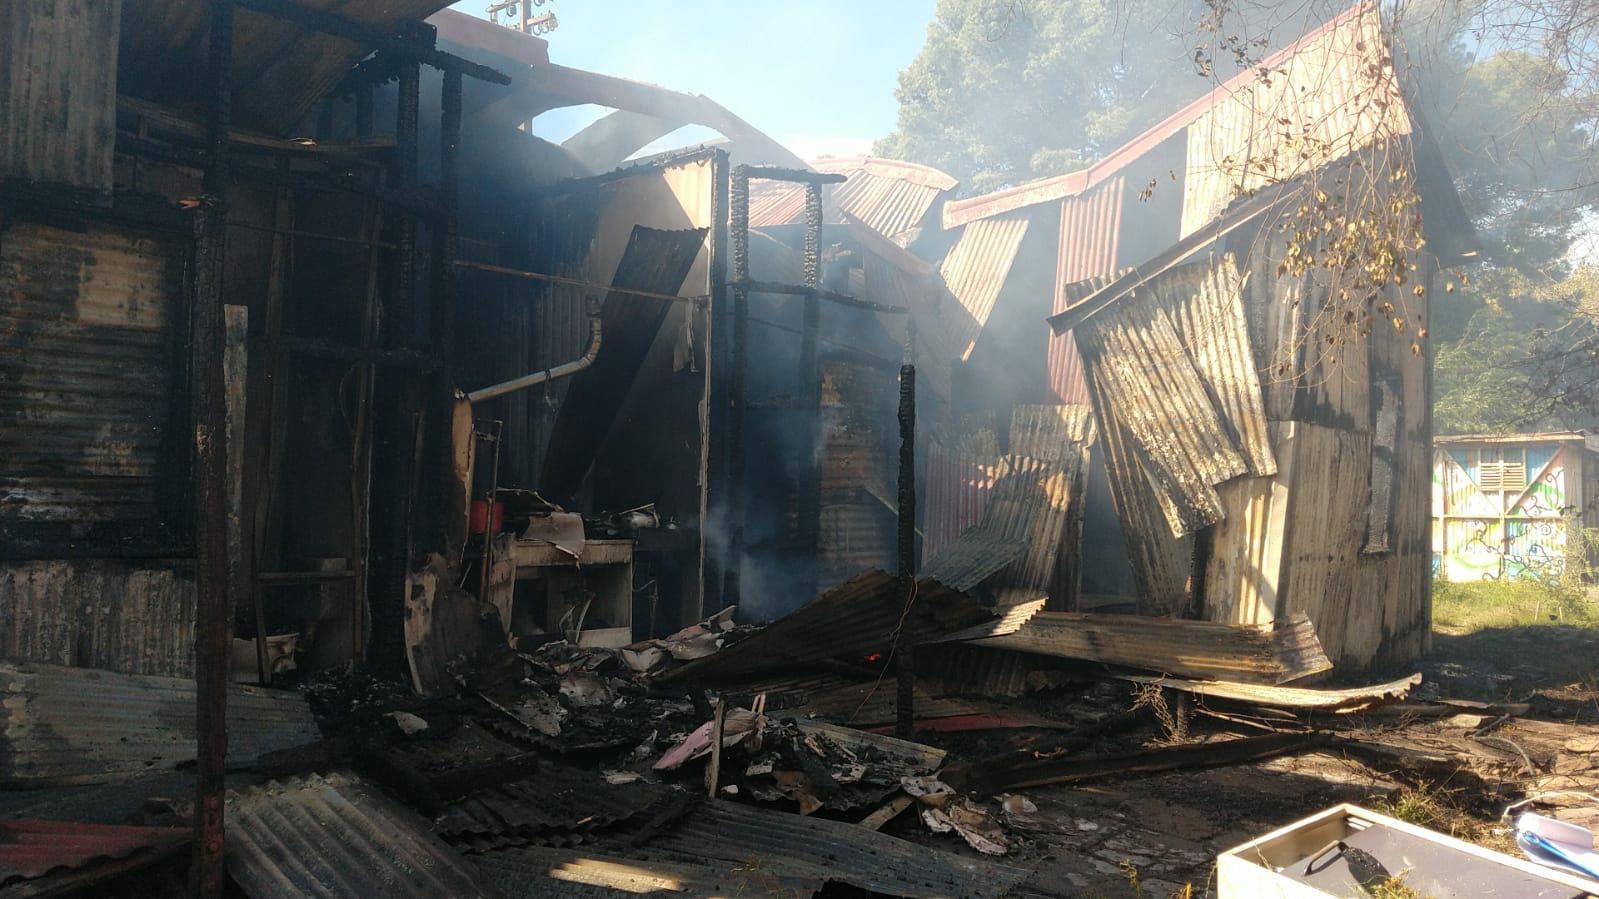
top-left (0, 662), bottom-right (320, 786)
top-left (226, 772), bottom-right (502, 899)
top-left (0, 819), bottom-right (188, 890)
top-left (938, 215), bottom-right (1031, 361)
top-left (748, 156), bottom-right (958, 243)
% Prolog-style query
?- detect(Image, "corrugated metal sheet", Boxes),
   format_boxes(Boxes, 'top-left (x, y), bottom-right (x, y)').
top-left (922, 443), bottom-right (997, 562)
top-left (1088, 365), bottom-right (1193, 615)
top-left (1009, 405), bottom-right (1095, 465)
top-left (919, 638), bottom-right (1047, 700)
top-left (0, 219), bottom-right (184, 533)
top-left (658, 571), bottom-right (993, 684)
top-left (0, 662), bottom-right (320, 785)
top-left (0, 560), bottom-right (195, 676)
top-left (920, 455), bottom-right (1072, 594)
top-left (1, 0), bottom-right (119, 193)
top-left (473, 845), bottom-right (824, 898)
top-left (1120, 671), bottom-right (1421, 712)
top-left (940, 4), bottom-right (1399, 229)
top-left (0, 819), bottom-right (186, 888)
top-left (1180, 5), bottom-right (1410, 236)
top-left (645, 798), bottom-right (1031, 898)
top-left (437, 766), bottom-right (685, 853)
top-left (227, 772), bottom-right (502, 899)
top-left (1075, 253), bottom-right (1272, 537)
top-left (117, 0), bottom-right (453, 136)
top-left (939, 215), bottom-right (1030, 361)
top-left (975, 609), bottom-right (1331, 684)
top-left (1050, 181), bottom-right (1122, 403)
top-left (747, 156), bottom-right (956, 242)
top-left (818, 358), bottom-right (894, 587)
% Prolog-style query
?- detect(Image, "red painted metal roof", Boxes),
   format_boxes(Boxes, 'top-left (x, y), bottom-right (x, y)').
top-left (0, 819), bottom-right (188, 887)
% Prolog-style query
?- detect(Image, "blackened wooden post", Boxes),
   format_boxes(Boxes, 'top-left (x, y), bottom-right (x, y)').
top-left (723, 166), bottom-right (750, 605)
top-left (895, 350), bottom-right (917, 740)
top-left (393, 59), bottom-right (420, 346)
top-left (798, 184), bottom-right (823, 597)
top-left (194, 0), bottom-right (235, 894)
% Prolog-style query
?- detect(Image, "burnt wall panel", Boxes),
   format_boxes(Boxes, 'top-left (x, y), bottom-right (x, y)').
top-left (1, 0), bottom-right (120, 193)
top-left (0, 217), bottom-right (187, 555)
top-left (0, 559), bottom-right (195, 676)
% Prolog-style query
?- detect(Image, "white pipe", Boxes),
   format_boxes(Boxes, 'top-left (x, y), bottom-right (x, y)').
top-left (466, 307), bottom-right (602, 404)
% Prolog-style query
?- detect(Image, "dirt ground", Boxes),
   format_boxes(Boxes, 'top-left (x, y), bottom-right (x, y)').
top-left (877, 620), bottom-right (1599, 898)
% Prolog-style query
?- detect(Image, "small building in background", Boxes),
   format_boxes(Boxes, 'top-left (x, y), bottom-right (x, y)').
top-left (1433, 432), bottom-right (1599, 582)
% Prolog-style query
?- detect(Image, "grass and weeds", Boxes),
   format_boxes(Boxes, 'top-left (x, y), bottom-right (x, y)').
top-left (1432, 578), bottom-right (1599, 634)
top-left (1375, 783), bottom-right (1518, 855)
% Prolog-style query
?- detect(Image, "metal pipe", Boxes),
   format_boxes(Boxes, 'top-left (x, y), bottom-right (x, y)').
top-left (465, 306), bottom-right (602, 403)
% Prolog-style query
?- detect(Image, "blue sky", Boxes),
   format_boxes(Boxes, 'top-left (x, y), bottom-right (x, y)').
top-left (449, 0), bottom-right (938, 157)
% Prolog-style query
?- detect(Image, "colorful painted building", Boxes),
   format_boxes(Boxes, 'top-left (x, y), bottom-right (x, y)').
top-left (1433, 432), bottom-right (1599, 582)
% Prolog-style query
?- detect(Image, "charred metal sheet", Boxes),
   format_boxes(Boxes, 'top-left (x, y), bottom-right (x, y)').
top-left (747, 156), bottom-right (956, 243)
top-left (974, 609), bottom-right (1332, 685)
top-left (646, 799), bottom-right (1030, 898)
top-left (919, 455), bottom-right (1075, 595)
top-left (939, 215), bottom-right (1029, 361)
top-left (0, 561), bottom-right (195, 677)
top-left (1008, 405), bottom-right (1095, 464)
top-left (0, 819), bottom-right (187, 890)
top-left (226, 772), bottom-right (502, 899)
top-left (658, 571), bottom-right (993, 685)
top-left (1, 0), bottom-right (119, 193)
top-left (927, 595), bottom-right (1047, 644)
top-left (473, 844), bottom-right (821, 897)
top-left (1120, 672), bottom-right (1423, 712)
top-left (0, 662), bottom-right (320, 785)
top-left (0, 219), bottom-right (186, 551)
top-left (437, 765), bottom-right (687, 853)
top-left (918, 642), bottom-right (1045, 701)
top-left (537, 225), bottom-right (709, 502)
top-left (117, 0), bottom-right (454, 136)
top-left (797, 680), bottom-right (991, 728)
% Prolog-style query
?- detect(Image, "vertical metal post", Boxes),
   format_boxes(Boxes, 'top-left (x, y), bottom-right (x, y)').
top-left (723, 166), bottom-right (750, 604)
top-left (194, 1), bottom-right (234, 895)
top-left (895, 354), bottom-right (917, 741)
top-left (797, 184), bottom-right (823, 590)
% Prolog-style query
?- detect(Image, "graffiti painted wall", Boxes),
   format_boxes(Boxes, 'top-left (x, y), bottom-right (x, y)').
top-left (1432, 440), bottom-right (1586, 582)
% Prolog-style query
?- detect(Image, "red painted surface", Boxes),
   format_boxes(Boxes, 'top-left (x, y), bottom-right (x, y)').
top-left (0, 820), bottom-right (189, 886)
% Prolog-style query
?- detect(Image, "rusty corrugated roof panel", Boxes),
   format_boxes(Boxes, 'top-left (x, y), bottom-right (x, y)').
top-left (645, 799), bottom-right (1031, 898)
top-left (748, 156), bottom-right (957, 242)
top-left (921, 443), bottom-right (997, 562)
top-left (0, 561), bottom-right (195, 677)
top-left (0, 662), bottom-right (320, 786)
top-left (227, 772), bottom-right (502, 899)
top-left (974, 609), bottom-right (1332, 684)
top-left (941, 3), bottom-right (1402, 229)
top-left (1009, 405), bottom-right (1096, 465)
top-left (2, 2), bottom-right (118, 193)
top-left (0, 820), bottom-right (188, 889)
top-left (1049, 180), bottom-right (1123, 403)
top-left (938, 215), bottom-right (1030, 361)
top-left (657, 571), bottom-right (994, 684)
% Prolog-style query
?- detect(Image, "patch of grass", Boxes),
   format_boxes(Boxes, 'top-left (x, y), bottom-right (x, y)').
top-left (1375, 783), bottom-right (1518, 855)
top-left (1432, 578), bottom-right (1599, 634)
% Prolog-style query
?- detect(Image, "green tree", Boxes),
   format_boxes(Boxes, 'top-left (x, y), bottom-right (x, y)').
top-left (874, 0), bottom-right (1220, 195)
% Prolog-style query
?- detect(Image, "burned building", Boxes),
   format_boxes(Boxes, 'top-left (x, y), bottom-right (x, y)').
top-left (9, 2), bottom-right (1568, 898)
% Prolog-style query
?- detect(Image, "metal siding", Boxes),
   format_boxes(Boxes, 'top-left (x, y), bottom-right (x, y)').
top-left (1276, 422), bottom-right (1370, 665)
top-left (227, 773), bottom-right (501, 899)
top-left (1180, 5), bottom-right (1412, 237)
top-left (0, 662), bottom-right (320, 785)
top-left (747, 156), bottom-right (955, 242)
top-left (938, 215), bottom-right (1030, 361)
top-left (0, 561), bottom-right (195, 676)
top-left (919, 454), bottom-right (1077, 596)
top-left (0, 0), bottom-right (119, 193)
top-left (0, 219), bottom-right (184, 530)
top-left (1049, 181), bottom-right (1122, 404)
top-left (922, 443), bottom-right (996, 562)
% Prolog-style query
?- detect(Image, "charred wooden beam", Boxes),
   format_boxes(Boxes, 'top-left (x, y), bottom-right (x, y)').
top-left (895, 359), bottom-right (917, 741)
top-left (723, 166), bottom-right (751, 606)
top-left (233, 0), bottom-right (510, 85)
top-left (742, 166), bottom-right (847, 186)
top-left (192, 2), bottom-right (234, 894)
